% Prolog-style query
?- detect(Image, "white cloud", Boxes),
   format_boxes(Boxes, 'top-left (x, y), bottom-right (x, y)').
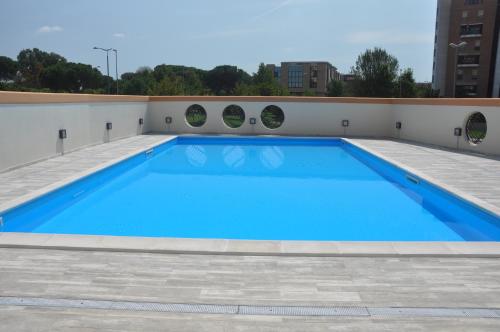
top-left (113, 33), bottom-right (125, 38)
top-left (37, 25), bottom-right (63, 34)
top-left (250, 0), bottom-right (293, 21)
top-left (346, 30), bottom-right (433, 45)
top-left (190, 28), bottom-right (263, 40)
top-left (250, 0), bottom-right (323, 21)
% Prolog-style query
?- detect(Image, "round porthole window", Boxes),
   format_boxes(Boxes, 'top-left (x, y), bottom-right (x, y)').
top-left (261, 105), bottom-right (285, 129)
top-left (466, 112), bottom-right (487, 145)
top-left (185, 104), bottom-right (207, 127)
top-left (223, 105), bottom-right (245, 128)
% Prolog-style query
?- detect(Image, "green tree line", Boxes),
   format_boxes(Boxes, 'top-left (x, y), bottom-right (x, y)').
top-left (327, 48), bottom-right (437, 98)
top-left (0, 48), bottom-right (287, 96)
top-left (1, 47), bottom-right (436, 97)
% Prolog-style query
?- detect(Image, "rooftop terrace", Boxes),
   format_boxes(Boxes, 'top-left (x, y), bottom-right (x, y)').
top-left (0, 92), bottom-right (500, 330)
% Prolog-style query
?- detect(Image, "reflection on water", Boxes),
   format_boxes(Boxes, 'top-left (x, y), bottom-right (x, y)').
top-left (184, 144), bottom-right (284, 170)
top-left (260, 146), bottom-right (284, 170)
top-left (223, 146), bottom-right (245, 169)
top-left (185, 145), bottom-right (207, 167)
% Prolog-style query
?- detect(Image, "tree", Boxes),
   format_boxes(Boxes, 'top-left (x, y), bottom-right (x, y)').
top-left (327, 80), bottom-right (344, 97)
top-left (303, 89), bottom-right (316, 96)
top-left (253, 63), bottom-right (277, 96)
top-left (351, 48), bottom-right (399, 97)
top-left (0, 56), bottom-right (18, 81)
top-left (398, 68), bottom-right (417, 98)
top-left (40, 62), bottom-right (103, 92)
top-left (234, 82), bottom-right (255, 96)
top-left (17, 48), bottom-right (66, 87)
top-left (120, 68), bottom-right (156, 95)
top-left (250, 63), bottom-right (289, 96)
top-left (155, 76), bottom-right (185, 95)
top-left (417, 83), bottom-right (439, 98)
top-left (153, 65), bottom-right (205, 95)
top-left (205, 65), bottom-right (251, 95)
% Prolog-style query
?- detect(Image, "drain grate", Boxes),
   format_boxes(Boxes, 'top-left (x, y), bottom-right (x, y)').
top-left (239, 305), bottom-right (369, 317)
top-left (1, 297), bottom-right (499, 319)
top-left (0, 297), bottom-right (237, 315)
top-left (368, 307), bottom-right (500, 319)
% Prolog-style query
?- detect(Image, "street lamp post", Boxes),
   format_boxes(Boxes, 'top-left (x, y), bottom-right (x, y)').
top-left (112, 49), bottom-right (118, 95)
top-left (399, 69), bottom-right (403, 98)
top-left (93, 46), bottom-right (112, 94)
top-left (449, 42), bottom-right (467, 98)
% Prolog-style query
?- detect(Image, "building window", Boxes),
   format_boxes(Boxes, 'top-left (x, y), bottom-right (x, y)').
top-left (456, 84), bottom-right (478, 97)
top-left (261, 105), bottom-right (285, 129)
top-left (462, 11), bottom-right (468, 18)
top-left (457, 69), bottom-right (464, 81)
top-left (185, 104), bottom-right (207, 127)
top-left (474, 40), bottom-right (481, 51)
top-left (457, 55), bottom-right (479, 66)
top-left (288, 64), bottom-right (303, 89)
top-left (466, 112), bottom-right (487, 145)
top-left (460, 24), bottom-right (483, 36)
top-left (464, 0), bottom-right (483, 5)
top-left (471, 69), bottom-right (478, 80)
top-left (458, 55), bottom-right (480, 66)
top-left (222, 105), bottom-right (245, 129)
top-left (478, 9), bottom-right (484, 17)
top-left (309, 65), bottom-right (318, 89)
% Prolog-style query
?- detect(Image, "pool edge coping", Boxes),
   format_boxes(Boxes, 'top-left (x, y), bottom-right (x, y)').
top-left (0, 134), bottom-right (499, 257)
top-left (1, 233), bottom-right (500, 257)
top-left (344, 138), bottom-right (500, 219)
top-left (0, 135), bottom-right (178, 215)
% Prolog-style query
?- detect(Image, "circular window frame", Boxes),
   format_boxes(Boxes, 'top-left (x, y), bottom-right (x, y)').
top-left (185, 104), bottom-right (207, 128)
top-left (260, 105), bottom-right (285, 130)
top-left (222, 104), bottom-right (246, 129)
top-left (465, 112), bottom-right (487, 146)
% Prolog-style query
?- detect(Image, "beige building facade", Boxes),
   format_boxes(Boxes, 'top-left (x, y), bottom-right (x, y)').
top-left (267, 62), bottom-right (341, 96)
top-left (433, 0), bottom-right (500, 97)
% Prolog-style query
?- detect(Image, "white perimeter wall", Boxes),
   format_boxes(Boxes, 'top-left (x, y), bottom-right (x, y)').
top-left (1, 96), bottom-right (500, 173)
top-left (393, 104), bottom-right (500, 155)
top-left (0, 102), bottom-right (148, 171)
top-left (148, 101), bottom-right (393, 137)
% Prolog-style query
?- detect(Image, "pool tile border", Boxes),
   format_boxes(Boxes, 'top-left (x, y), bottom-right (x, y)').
top-left (344, 138), bottom-right (500, 218)
top-left (0, 135), bottom-right (499, 257)
top-left (1, 233), bottom-right (500, 257)
top-left (0, 136), bottom-right (177, 215)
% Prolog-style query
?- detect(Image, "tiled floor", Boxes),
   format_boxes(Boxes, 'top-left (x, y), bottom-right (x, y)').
top-left (0, 135), bottom-right (171, 207)
top-left (1, 135), bottom-right (500, 330)
top-left (1, 248), bottom-right (500, 331)
top-left (350, 138), bottom-right (500, 209)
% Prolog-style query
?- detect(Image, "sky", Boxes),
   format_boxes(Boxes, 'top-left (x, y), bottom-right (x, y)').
top-left (0, 0), bottom-right (437, 81)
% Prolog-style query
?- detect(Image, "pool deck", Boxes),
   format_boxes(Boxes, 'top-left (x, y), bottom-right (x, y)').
top-left (1, 135), bottom-right (500, 330)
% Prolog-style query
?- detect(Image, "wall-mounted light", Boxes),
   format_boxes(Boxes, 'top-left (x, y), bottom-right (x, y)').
top-left (454, 127), bottom-right (462, 136)
top-left (59, 129), bottom-right (67, 139)
top-left (249, 118), bottom-right (257, 125)
top-left (106, 122), bottom-right (113, 130)
top-left (396, 122), bottom-right (402, 129)
top-left (165, 116), bottom-right (172, 124)
top-left (139, 118), bottom-right (144, 125)
top-left (342, 120), bottom-right (350, 127)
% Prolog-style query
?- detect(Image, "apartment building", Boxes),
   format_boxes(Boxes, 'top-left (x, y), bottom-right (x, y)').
top-left (432, 0), bottom-right (500, 97)
top-left (266, 62), bottom-right (341, 96)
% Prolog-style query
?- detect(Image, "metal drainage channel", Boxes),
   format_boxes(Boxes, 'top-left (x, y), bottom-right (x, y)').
top-left (1, 297), bottom-right (500, 319)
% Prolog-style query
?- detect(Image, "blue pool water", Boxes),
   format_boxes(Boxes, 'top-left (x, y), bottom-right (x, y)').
top-left (1, 137), bottom-right (500, 241)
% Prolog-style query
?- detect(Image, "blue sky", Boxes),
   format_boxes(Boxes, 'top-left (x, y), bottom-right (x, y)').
top-left (0, 0), bottom-right (437, 81)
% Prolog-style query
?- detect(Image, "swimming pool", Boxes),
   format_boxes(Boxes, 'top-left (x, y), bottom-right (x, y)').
top-left (1, 136), bottom-right (499, 241)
